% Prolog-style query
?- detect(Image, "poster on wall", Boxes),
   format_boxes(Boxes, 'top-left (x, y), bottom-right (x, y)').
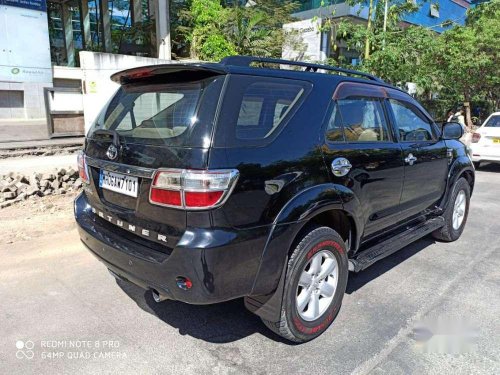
top-left (282, 18), bottom-right (325, 62)
top-left (0, 0), bottom-right (52, 83)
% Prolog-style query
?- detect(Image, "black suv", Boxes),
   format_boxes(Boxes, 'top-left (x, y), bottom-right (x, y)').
top-left (75, 56), bottom-right (474, 342)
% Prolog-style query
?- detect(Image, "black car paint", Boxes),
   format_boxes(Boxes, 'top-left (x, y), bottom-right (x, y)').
top-left (75, 60), bottom-right (474, 323)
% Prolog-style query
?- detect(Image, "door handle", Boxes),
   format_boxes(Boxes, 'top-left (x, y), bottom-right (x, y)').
top-left (331, 158), bottom-right (352, 177)
top-left (405, 153), bottom-right (417, 166)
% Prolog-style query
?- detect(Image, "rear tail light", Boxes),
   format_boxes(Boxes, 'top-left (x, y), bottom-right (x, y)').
top-left (149, 169), bottom-right (239, 209)
top-left (472, 133), bottom-right (481, 143)
top-left (77, 151), bottom-right (90, 184)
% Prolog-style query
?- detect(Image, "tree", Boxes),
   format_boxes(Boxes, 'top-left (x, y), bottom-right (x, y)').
top-left (328, 0), bottom-right (499, 126)
top-left (188, 0), bottom-right (236, 60)
top-left (363, 26), bottom-right (440, 94)
top-left (172, 0), bottom-right (299, 61)
top-left (338, 0), bottom-right (419, 60)
top-left (226, 0), bottom-right (299, 57)
top-left (430, 1), bottom-right (500, 127)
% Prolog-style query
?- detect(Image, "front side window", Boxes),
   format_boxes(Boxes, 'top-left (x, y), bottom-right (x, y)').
top-left (389, 99), bottom-right (435, 141)
top-left (337, 98), bottom-right (390, 142)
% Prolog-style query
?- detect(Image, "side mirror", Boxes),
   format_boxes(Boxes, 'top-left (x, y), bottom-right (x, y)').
top-left (441, 122), bottom-right (464, 140)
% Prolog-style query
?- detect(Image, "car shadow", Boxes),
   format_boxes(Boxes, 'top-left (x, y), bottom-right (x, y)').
top-left (115, 278), bottom-right (290, 344)
top-left (477, 162), bottom-right (500, 173)
top-left (116, 235), bottom-right (437, 343)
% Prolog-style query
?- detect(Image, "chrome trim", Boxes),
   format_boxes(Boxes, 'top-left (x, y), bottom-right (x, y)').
top-left (404, 153), bottom-right (418, 166)
top-left (85, 156), bottom-right (155, 179)
top-left (331, 157), bottom-right (352, 177)
top-left (149, 168), bottom-right (239, 211)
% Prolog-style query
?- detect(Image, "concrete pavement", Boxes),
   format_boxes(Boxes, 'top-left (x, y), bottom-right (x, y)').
top-left (0, 154), bottom-right (78, 175)
top-left (0, 120), bottom-right (84, 149)
top-left (0, 165), bottom-right (499, 374)
top-left (0, 120), bottom-right (49, 142)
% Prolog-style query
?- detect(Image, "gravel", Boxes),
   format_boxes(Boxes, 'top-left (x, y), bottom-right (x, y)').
top-left (0, 167), bottom-right (82, 209)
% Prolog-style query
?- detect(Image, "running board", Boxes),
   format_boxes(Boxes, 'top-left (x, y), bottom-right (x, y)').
top-left (349, 216), bottom-right (445, 272)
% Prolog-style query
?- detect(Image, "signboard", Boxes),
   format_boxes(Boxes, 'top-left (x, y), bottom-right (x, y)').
top-left (0, 0), bottom-right (46, 12)
top-left (282, 18), bottom-right (325, 62)
top-left (0, 3), bottom-right (52, 83)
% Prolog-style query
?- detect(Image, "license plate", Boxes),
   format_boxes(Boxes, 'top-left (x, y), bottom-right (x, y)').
top-left (99, 170), bottom-right (138, 197)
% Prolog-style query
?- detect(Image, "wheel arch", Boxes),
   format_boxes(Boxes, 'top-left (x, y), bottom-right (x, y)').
top-left (245, 184), bottom-right (361, 322)
top-left (289, 209), bottom-right (357, 256)
top-left (441, 156), bottom-right (475, 210)
top-left (461, 168), bottom-right (475, 195)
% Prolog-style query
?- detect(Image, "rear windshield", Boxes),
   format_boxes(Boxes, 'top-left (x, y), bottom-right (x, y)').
top-left (484, 115), bottom-right (500, 127)
top-left (88, 75), bottom-right (225, 147)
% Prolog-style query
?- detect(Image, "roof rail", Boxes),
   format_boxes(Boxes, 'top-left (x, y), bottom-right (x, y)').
top-left (220, 56), bottom-right (384, 83)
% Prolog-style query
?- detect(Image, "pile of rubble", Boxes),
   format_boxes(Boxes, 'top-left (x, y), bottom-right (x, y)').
top-left (0, 167), bottom-right (82, 209)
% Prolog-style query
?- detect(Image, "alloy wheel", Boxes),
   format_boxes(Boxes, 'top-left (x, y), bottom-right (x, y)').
top-left (296, 250), bottom-right (339, 321)
top-left (452, 190), bottom-right (466, 230)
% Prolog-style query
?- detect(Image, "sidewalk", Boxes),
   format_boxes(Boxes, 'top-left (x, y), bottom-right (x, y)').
top-left (0, 120), bottom-right (84, 150)
top-left (0, 137), bottom-right (84, 150)
top-left (0, 154), bottom-right (78, 175)
top-left (0, 120), bottom-right (49, 142)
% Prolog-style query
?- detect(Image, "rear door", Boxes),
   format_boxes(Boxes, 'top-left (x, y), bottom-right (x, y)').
top-left (386, 97), bottom-right (448, 219)
top-left (321, 83), bottom-right (405, 238)
top-left (83, 69), bottom-right (226, 247)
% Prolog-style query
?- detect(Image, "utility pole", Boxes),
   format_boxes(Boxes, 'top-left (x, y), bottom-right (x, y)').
top-left (382, 0), bottom-right (389, 48)
top-left (155, 0), bottom-right (172, 60)
top-left (364, 0), bottom-right (374, 60)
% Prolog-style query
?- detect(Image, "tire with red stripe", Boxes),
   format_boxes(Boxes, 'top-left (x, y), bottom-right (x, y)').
top-left (262, 225), bottom-right (348, 342)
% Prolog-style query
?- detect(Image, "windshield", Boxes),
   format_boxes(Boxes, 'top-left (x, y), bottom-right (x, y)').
top-left (88, 75), bottom-right (224, 147)
top-left (484, 115), bottom-right (500, 128)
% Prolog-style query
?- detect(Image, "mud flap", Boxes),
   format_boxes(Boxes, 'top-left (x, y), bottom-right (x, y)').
top-left (244, 256), bottom-right (288, 322)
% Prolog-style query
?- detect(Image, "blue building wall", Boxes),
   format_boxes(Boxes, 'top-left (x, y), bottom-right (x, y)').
top-left (296, 0), bottom-right (470, 33)
top-left (403, 1), bottom-right (469, 32)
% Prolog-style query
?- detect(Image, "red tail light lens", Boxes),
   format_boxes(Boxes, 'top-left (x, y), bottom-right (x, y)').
top-left (149, 169), bottom-right (239, 210)
top-left (77, 151), bottom-right (90, 184)
top-left (472, 133), bottom-right (481, 143)
top-left (150, 189), bottom-right (182, 206)
top-left (184, 191), bottom-right (224, 207)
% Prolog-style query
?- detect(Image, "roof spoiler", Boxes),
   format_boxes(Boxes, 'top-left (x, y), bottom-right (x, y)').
top-left (110, 64), bottom-right (228, 85)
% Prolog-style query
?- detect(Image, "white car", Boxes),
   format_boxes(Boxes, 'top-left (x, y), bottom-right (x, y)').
top-left (470, 112), bottom-right (500, 168)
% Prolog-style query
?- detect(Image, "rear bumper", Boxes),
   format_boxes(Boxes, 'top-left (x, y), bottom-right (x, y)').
top-left (74, 193), bottom-right (271, 304)
top-left (470, 144), bottom-right (500, 163)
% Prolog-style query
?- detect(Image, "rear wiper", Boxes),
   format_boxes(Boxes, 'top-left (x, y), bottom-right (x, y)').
top-left (92, 129), bottom-right (121, 149)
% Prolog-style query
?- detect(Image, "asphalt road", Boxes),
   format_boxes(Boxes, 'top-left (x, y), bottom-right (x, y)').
top-left (1, 164), bottom-right (499, 374)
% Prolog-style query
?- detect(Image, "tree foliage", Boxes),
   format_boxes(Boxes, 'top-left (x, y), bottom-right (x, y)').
top-left (331, 0), bottom-right (500, 125)
top-left (175, 0), bottom-right (298, 61)
top-left (187, 0), bottom-right (236, 60)
top-left (431, 0), bottom-right (500, 124)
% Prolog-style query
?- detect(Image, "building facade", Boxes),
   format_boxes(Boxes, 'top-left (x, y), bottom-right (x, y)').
top-left (294, 0), bottom-right (470, 32)
top-left (287, 0), bottom-right (471, 63)
top-left (0, 0), bottom-right (170, 135)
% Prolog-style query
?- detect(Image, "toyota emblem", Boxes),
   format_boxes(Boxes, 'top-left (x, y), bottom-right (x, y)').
top-left (106, 144), bottom-right (118, 160)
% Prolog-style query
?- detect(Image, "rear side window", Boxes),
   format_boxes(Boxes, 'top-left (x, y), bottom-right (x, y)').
top-left (215, 76), bottom-right (311, 147)
top-left (333, 98), bottom-right (391, 142)
top-left (325, 104), bottom-right (345, 142)
top-left (88, 75), bottom-right (225, 147)
top-left (484, 115), bottom-right (500, 127)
